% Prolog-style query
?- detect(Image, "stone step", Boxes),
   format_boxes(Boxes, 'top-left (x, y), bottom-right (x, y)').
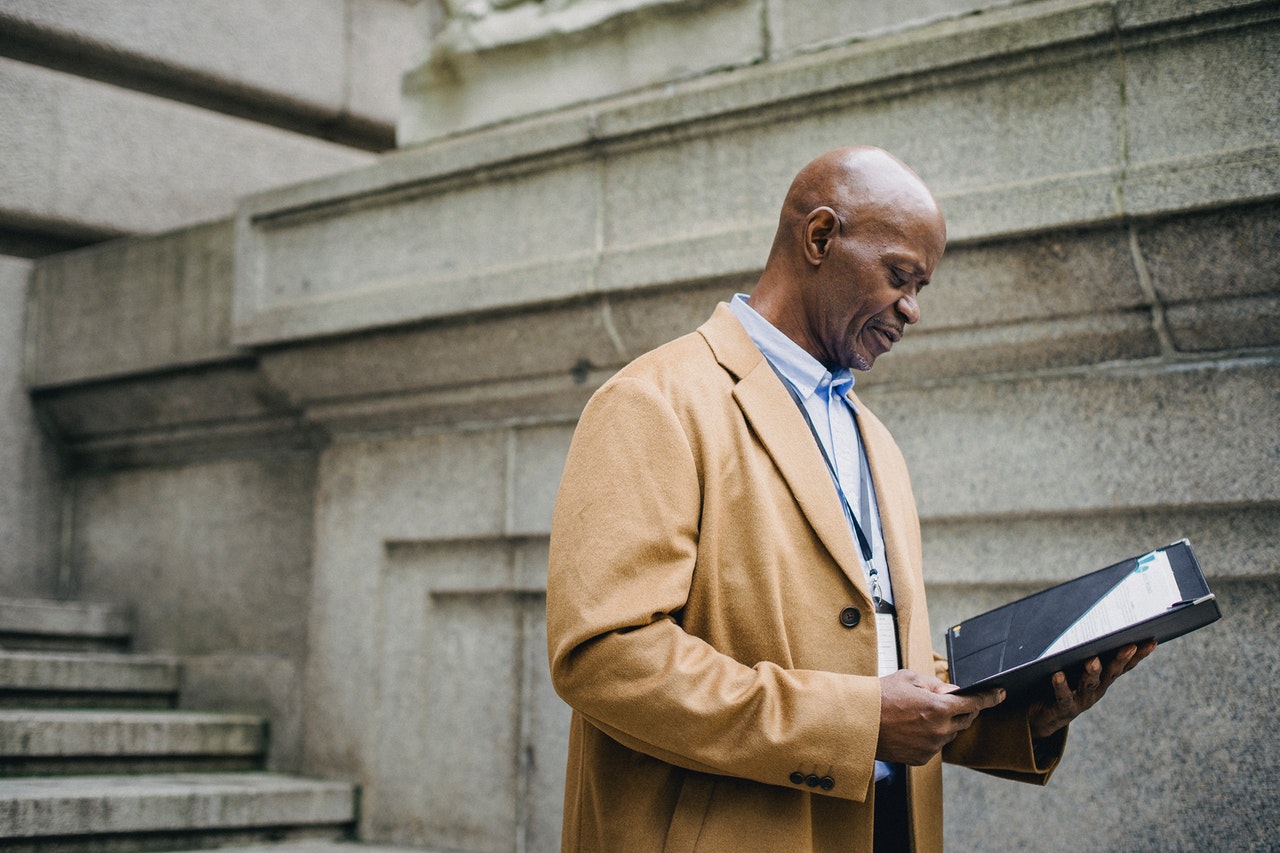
top-left (0, 651), bottom-right (179, 709)
top-left (184, 844), bottom-right (428, 853)
top-left (0, 710), bottom-right (266, 776)
top-left (0, 597), bottom-right (132, 653)
top-left (0, 772), bottom-right (357, 852)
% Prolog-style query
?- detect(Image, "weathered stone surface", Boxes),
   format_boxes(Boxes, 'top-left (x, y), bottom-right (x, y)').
top-left (237, 0), bottom-right (1280, 348)
top-left (1141, 202), bottom-right (1280, 305)
top-left (1164, 293), bottom-right (1280, 353)
top-left (864, 359), bottom-right (1280, 519)
top-left (0, 598), bottom-right (130, 649)
top-left (767, 0), bottom-right (1023, 54)
top-left (177, 653), bottom-right (306, 774)
top-left (509, 426), bottom-right (576, 537)
top-left (0, 257), bottom-right (60, 599)
top-left (0, 651), bottom-right (179, 708)
top-left (34, 364), bottom-right (286, 442)
top-left (0, 57), bottom-right (372, 240)
top-left (306, 433), bottom-right (568, 848)
top-left (0, 710), bottom-right (264, 760)
top-left (921, 504), bottom-right (1280, 588)
top-left (0, 0), bottom-right (421, 145)
top-left (27, 221), bottom-right (238, 386)
top-left (1121, 15), bottom-right (1280, 206)
top-left (303, 429), bottom-right (510, 802)
top-left (236, 156), bottom-right (601, 343)
top-left (400, 0), bottom-right (763, 143)
top-left (71, 455), bottom-right (317, 657)
top-left (190, 840), bottom-right (419, 845)
top-left (255, 298), bottom-right (622, 405)
top-left (1139, 201), bottom-right (1280, 352)
top-left (0, 772), bottom-right (354, 837)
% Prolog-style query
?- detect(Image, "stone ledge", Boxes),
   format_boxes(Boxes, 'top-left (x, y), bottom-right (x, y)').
top-left (0, 57), bottom-right (373, 240)
top-left (0, 0), bottom-right (421, 149)
top-left (188, 840), bottom-right (424, 845)
top-left (0, 599), bottom-right (131, 645)
top-left (0, 651), bottom-right (179, 698)
top-left (0, 772), bottom-right (355, 838)
top-left (0, 710), bottom-right (265, 759)
top-left (236, 0), bottom-right (1280, 348)
top-left (921, 503), bottom-right (1280, 586)
top-left (401, 0), bottom-right (764, 143)
top-left (22, 0), bottom-right (1280, 470)
top-left (26, 221), bottom-right (237, 387)
top-left (870, 357), bottom-right (1280, 519)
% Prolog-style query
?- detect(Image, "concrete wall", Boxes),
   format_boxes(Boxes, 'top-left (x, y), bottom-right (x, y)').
top-left (0, 256), bottom-right (62, 599)
top-left (400, 0), bottom-right (1035, 143)
top-left (0, 0), bottom-right (421, 766)
top-left (69, 454), bottom-right (319, 773)
top-left (19, 0), bottom-right (1280, 849)
top-left (0, 0), bottom-right (423, 253)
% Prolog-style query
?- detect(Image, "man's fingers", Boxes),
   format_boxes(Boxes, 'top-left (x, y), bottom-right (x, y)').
top-left (1125, 639), bottom-right (1157, 672)
top-left (968, 686), bottom-right (1006, 711)
top-left (1080, 658), bottom-right (1102, 693)
top-left (1051, 671), bottom-right (1073, 707)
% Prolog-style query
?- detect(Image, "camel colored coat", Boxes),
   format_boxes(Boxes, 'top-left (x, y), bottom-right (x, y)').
top-left (547, 304), bottom-right (1060, 852)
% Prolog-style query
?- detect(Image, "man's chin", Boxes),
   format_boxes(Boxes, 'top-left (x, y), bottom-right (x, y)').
top-left (849, 350), bottom-right (875, 372)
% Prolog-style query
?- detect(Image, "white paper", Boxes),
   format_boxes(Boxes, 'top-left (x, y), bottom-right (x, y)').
top-left (1039, 549), bottom-right (1182, 658)
top-left (877, 612), bottom-right (900, 676)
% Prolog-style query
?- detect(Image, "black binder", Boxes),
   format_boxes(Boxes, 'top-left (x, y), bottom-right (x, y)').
top-left (946, 539), bottom-right (1221, 697)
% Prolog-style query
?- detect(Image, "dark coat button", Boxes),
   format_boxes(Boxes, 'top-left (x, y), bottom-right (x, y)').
top-left (805, 774), bottom-right (821, 788)
top-left (820, 776), bottom-right (835, 791)
top-left (790, 771), bottom-right (805, 785)
top-left (839, 606), bottom-right (861, 628)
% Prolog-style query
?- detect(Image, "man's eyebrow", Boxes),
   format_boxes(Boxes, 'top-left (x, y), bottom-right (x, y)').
top-left (885, 255), bottom-right (928, 276)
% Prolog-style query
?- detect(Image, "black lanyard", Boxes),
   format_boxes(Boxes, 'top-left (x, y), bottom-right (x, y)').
top-left (766, 362), bottom-right (887, 606)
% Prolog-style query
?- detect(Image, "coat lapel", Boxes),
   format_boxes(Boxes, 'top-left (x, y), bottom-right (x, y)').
top-left (849, 393), bottom-right (918, 653)
top-left (699, 304), bottom-right (874, 604)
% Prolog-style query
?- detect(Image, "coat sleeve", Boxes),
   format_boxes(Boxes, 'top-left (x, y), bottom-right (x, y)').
top-left (547, 375), bottom-right (883, 801)
top-left (935, 653), bottom-right (1067, 783)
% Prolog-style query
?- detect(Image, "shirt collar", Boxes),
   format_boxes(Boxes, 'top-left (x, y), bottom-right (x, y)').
top-left (729, 294), bottom-right (857, 406)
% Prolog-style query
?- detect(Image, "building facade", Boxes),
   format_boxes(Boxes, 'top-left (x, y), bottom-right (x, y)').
top-left (4, 0), bottom-right (1278, 850)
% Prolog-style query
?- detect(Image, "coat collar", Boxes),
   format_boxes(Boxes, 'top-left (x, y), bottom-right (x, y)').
top-left (697, 303), bottom-right (876, 606)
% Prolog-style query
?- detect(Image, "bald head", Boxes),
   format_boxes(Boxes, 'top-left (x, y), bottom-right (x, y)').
top-left (775, 146), bottom-right (944, 261)
top-left (750, 147), bottom-right (947, 371)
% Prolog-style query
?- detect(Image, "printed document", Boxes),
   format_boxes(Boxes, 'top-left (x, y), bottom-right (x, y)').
top-left (1039, 550), bottom-right (1182, 658)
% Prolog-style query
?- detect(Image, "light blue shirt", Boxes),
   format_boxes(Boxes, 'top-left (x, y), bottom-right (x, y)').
top-left (729, 294), bottom-right (899, 783)
top-left (728, 295), bottom-right (894, 605)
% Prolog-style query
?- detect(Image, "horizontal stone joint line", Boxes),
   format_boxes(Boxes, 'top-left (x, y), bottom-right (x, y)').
top-left (384, 533), bottom-right (549, 554)
top-left (427, 588), bottom-right (546, 600)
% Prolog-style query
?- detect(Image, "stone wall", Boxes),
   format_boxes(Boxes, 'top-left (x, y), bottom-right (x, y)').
top-left (20, 0), bottom-right (1280, 849)
top-left (400, 0), bottom-right (1038, 142)
top-left (0, 0), bottom-right (422, 254)
top-left (1, 0), bottom-right (422, 763)
top-left (0, 256), bottom-right (62, 599)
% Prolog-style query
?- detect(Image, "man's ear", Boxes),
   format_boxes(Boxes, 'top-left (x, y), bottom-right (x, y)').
top-left (804, 207), bottom-right (839, 266)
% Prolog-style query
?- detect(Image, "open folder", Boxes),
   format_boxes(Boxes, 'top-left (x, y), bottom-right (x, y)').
top-left (946, 539), bottom-right (1220, 697)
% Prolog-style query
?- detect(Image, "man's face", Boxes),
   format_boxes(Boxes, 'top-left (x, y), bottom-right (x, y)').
top-left (807, 200), bottom-right (946, 372)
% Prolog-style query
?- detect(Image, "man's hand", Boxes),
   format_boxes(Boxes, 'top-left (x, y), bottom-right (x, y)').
top-left (1028, 640), bottom-right (1157, 739)
top-left (877, 669), bottom-right (1005, 765)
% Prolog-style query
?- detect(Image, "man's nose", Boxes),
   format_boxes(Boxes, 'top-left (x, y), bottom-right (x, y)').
top-left (897, 291), bottom-right (920, 325)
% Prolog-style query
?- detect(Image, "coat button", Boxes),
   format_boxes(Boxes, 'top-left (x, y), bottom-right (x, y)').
top-left (839, 606), bottom-right (861, 628)
top-left (790, 771), bottom-right (805, 785)
top-left (805, 774), bottom-right (821, 788)
top-left (820, 776), bottom-right (835, 791)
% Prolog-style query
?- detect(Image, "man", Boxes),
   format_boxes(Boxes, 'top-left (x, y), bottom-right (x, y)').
top-left (546, 147), bottom-right (1152, 851)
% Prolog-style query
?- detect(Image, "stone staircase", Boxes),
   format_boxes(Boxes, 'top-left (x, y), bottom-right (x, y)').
top-left (0, 597), bottom-right (382, 853)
